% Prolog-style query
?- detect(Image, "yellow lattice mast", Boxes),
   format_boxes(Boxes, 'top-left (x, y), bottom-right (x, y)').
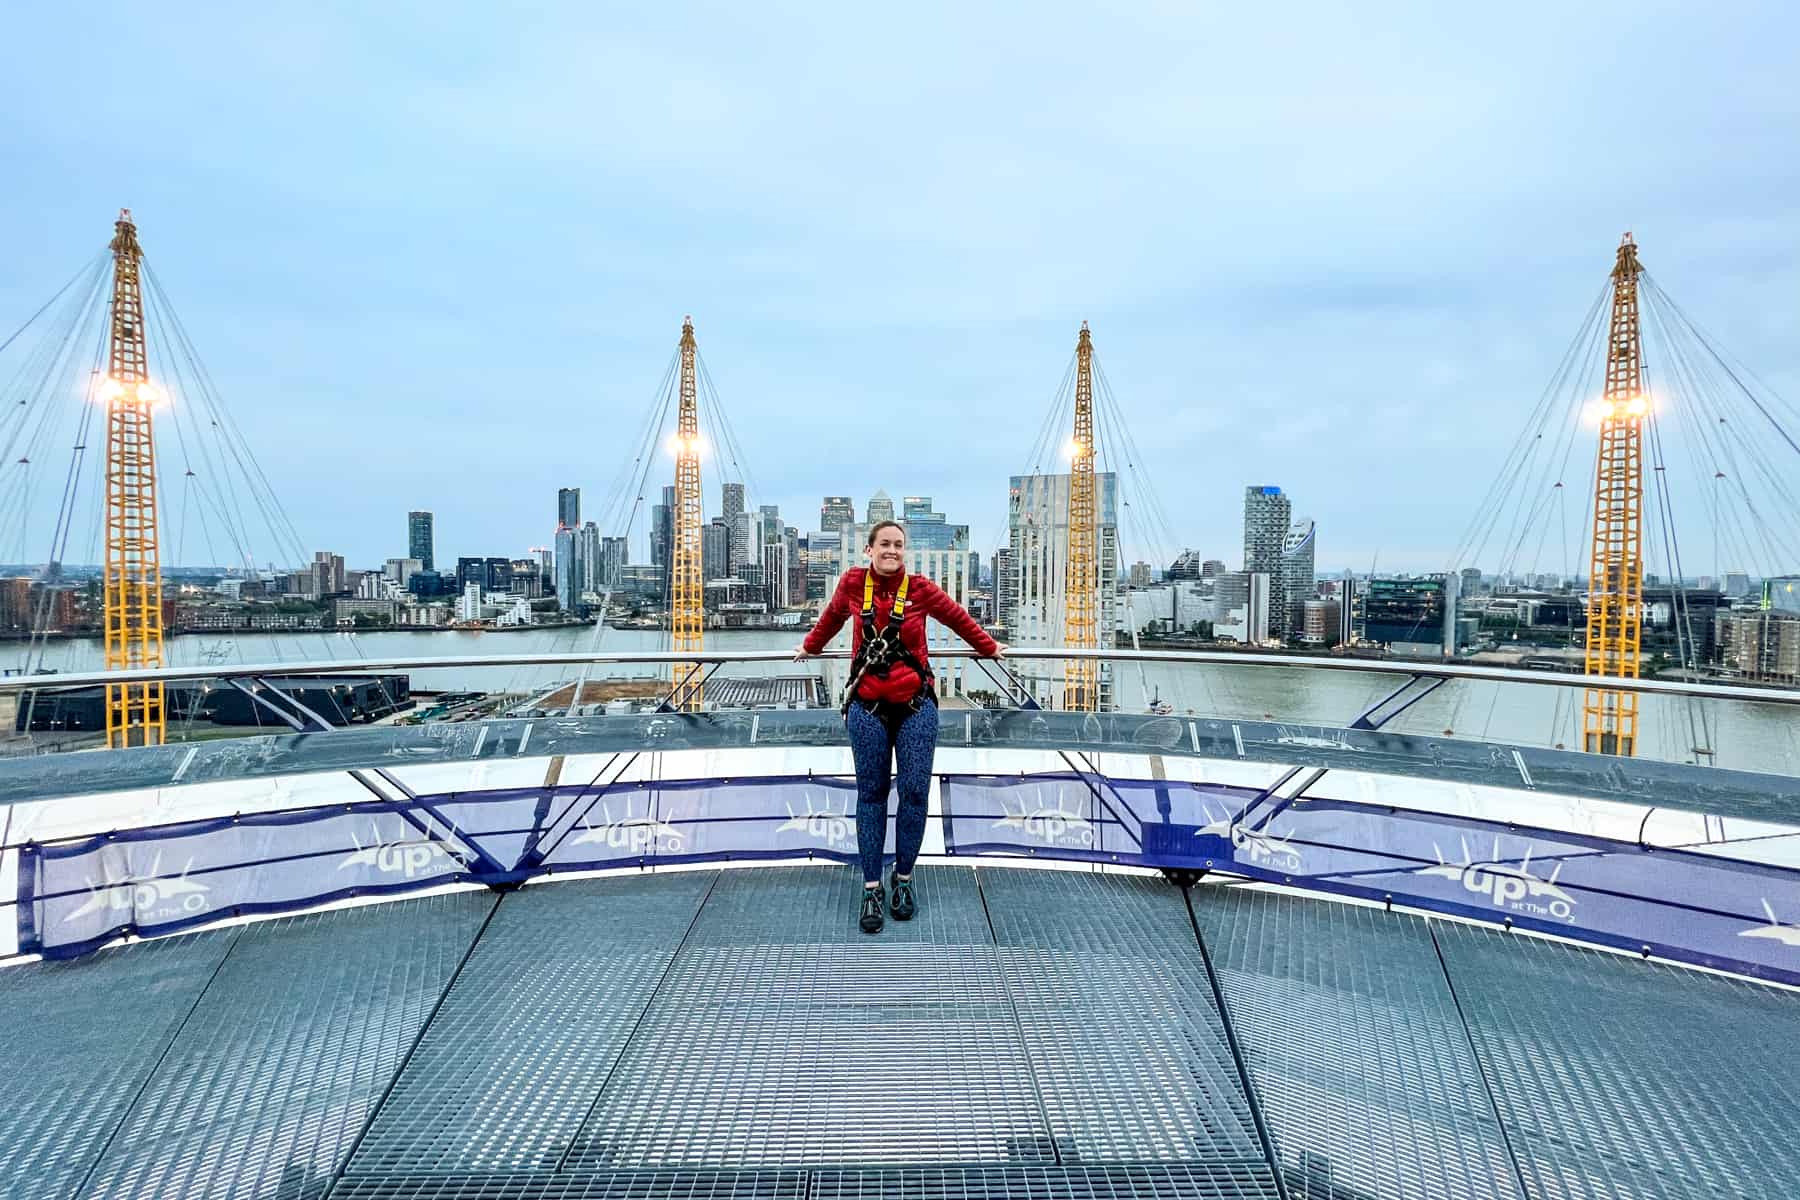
top-left (102, 209), bottom-right (166, 747)
top-left (669, 317), bottom-right (705, 710)
top-left (1582, 234), bottom-right (1647, 755)
top-left (1062, 322), bottom-right (1098, 710)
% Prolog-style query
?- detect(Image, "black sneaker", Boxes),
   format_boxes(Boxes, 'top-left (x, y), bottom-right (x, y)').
top-left (859, 885), bottom-right (885, 934)
top-left (889, 870), bottom-right (916, 921)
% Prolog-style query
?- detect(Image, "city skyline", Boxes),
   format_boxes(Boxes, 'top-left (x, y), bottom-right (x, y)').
top-left (1, 8), bottom-right (1796, 576)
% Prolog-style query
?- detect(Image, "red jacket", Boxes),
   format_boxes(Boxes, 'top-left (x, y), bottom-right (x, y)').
top-left (803, 567), bottom-right (999, 703)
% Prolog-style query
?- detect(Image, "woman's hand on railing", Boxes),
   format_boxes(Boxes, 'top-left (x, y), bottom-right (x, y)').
top-left (792, 645), bottom-right (816, 662)
top-left (990, 642), bottom-right (1009, 659)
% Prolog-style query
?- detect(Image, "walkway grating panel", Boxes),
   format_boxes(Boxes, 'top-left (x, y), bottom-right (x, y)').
top-left (349, 874), bottom-right (718, 1174)
top-left (78, 891), bottom-right (493, 1200)
top-left (567, 867), bottom-right (1049, 1168)
top-left (0, 931), bottom-right (235, 1200)
top-left (1436, 921), bottom-right (1800, 1200)
top-left (9, 865), bottom-right (1798, 1197)
top-left (976, 869), bottom-right (1262, 1164)
top-left (1190, 887), bottom-right (1524, 1200)
top-left (330, 1168), bottom-right (807, 1198)
top-left (329, 1163), bottom-right (1276, 1199)
top-left (807, 1161), bottom-right (1282, 1198)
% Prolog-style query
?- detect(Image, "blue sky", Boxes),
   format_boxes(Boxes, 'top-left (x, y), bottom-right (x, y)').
top-left (2, 3), bottom-right (1796, 575)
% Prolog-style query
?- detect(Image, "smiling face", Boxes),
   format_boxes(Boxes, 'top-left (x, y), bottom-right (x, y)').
top-left (866, 522), bottom-right (906, 576)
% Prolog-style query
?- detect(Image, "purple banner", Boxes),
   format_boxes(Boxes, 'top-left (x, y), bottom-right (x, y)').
top-left (941, 775), bottom-right (1800, 988)
top-left (18, 772), bottom-right (1800, 987)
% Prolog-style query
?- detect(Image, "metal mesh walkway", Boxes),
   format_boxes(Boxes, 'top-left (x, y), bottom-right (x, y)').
top-left (2, 865), bottom-right (1795, 1199)
top-left (564, 868), bottom-right (1048, 1168)
top-left (1191, 888), bottom-right (1525, 1199)
top-left (1437, 921), bottom-right (1800, 1199)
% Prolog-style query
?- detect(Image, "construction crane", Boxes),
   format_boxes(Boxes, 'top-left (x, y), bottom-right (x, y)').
top-left (101, 209), bottom-right (166, 747)
top-left (1582, 234), bottom-right (1646, 755)
top-left (1062, 322), bottom-right (1098, 710)
top-left (669, 317), bottom-right (704, 710)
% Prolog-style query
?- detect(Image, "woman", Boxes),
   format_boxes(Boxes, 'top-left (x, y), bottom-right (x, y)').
top-left (795, 520), bottom-right (1004, 933)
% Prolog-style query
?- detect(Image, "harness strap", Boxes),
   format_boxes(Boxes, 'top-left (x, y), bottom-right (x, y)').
top-left (840, 571), bottom-right (931, 713)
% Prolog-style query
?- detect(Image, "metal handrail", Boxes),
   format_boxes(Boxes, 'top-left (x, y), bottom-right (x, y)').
top-left (2, 645), bottom-right (1798, 706)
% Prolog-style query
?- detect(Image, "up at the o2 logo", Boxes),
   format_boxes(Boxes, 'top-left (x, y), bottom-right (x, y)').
top-left (1199, 819), bottom-right (1304, 873)
top-left (338, 836), bottom-right (465, 880)
top-left (776, 797), bottom-right (855, 848)
top-left (63, 855), bottom-right (211, 925)
top-left (992, 797), bottom-right (1095, 848)
top-left (570, 802), bottom-right (687, 855)
top-left (1420, 840), bottom-right (1576, 922)
top-left (1739, 899), bottom-right (1800, 949)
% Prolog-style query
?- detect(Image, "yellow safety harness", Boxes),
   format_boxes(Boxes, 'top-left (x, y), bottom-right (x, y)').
top-left (839, 570), bottom-right (934, 715)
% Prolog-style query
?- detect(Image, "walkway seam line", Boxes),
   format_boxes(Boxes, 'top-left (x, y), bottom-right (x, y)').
top-left (325, 891), bottom-right (505, 1196)
top-left (1181, 885), bottom-right (1292, 1200)
top-left (973, 865), bottom-right (1063, 1165)
top-left (556, 868), bottom-right (724, 1171)
top-left (1428, 920), bottom-right (1532, 1199)
top-left (71, 926), bottom-right (246, 1198)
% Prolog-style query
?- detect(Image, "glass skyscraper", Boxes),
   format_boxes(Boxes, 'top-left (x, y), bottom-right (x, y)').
top-left (407, 511), bottom-right (434, 572)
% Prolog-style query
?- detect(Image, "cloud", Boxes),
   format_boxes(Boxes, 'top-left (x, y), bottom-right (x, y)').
top-left (0, 3), bottom-right (1796, 579)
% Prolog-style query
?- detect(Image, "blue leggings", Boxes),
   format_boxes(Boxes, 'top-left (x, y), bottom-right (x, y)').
top-left (846, 697), bottom-right (938, 884)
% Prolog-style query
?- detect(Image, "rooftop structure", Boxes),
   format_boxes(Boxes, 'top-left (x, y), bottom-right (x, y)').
top-left (1, 648), bottom-right (1798, 1200)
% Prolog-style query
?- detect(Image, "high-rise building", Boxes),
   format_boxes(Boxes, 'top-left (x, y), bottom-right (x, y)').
top-left (508, 558), bottom-right (544, 599)
top-left (457, 581), bottom-right (485, 623)
top-left (407, 512), bottom-right (435, 572)
top-left (756, 505), bottom-right (783, 556)
top-left (902, 496), bottom-right (938, 522)
top-left (1244, 486), bottom-right (1291, 629)
top-left (730, 512), bottom-right (755, 575)
top-left (993, 547), bottom-right (1016, 634)
top-left (702, 519), bottom-right (731, 583)
top-left (1280, 518), bottom-right (1317, 636)
top-left (762, 534), bottom-right (792, 609)
top-left (1719, 611), bottom-right (1800, 681)
top-left (821, 497), bottom-right (855, 538)
top-left (599, 537), bottom-right (627, 591)
top-left (1301, 598), bottom-right (1342, 646)
top-left (384, 558), bottom-right (423, 588)
top-left (555, 526), bottom-right (578, 613)
top-left (1128, 561), bottom-right (1153, 588)
top-left (1768, 576), bottom-right (1800, 613)
top-left (1213, 571), bottom-right (1271, 644)
top-left (721, 483), bottom-right (748, 573)
top-left (805, 530), bottom-right (842, 600)
top-left (1203, 559), bottom-right (1227, 578)
top-left (312, 551), bottom-right (347, 597)
top-left (904, 523), bottom-right (978, 699)
top-left (652, 486), bottom-right (675, 595)
top-left (1167, 551), bottom-right (1202, 580)
top-left (457, 557), bottom-right (513, 594)
top-left (1459, 567), bottom-right (1483, 597)
top-left (721, 482), bottom-right (745, 521)
top-left (903, 498), bottom-right (966, 552)
top-left (1338, 576), bottom-right (1359, 645)
top-left (1006, 472), bottom-right (1120, 707)
top-left (1724, 571), bottom-right (1751, 599)
top-left (578, 522), bottom-right (602, 592)
top-left (557, 487), bottom-right (581, 531)
top-left (866, 490), bottom-right (895, 525)
top-left (1363, 575), bottom-right (1460, 656)
top-left (785, 526), bottom-right (804, 605)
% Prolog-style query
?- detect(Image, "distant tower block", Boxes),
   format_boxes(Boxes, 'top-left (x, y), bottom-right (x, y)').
top-left (669, 317), bottom-right (705, 711)
top-left (1062, 322), bottom-right (1099, 710)
top-left (1582, 234), bottom-right (1646, 756)
top-left (102, 209), bottom-right (166, 747)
